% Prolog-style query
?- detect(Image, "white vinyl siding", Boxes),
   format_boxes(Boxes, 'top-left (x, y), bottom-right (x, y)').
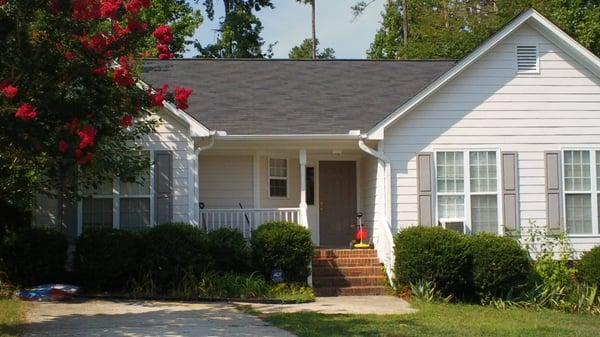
top-left (384, 24), bottom-right (600, 252)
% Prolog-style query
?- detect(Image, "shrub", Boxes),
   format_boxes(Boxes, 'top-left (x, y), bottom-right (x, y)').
top-left (197, 272), bottom-right (271, 299)
top-left (137, 223), bottom-right (212, 293)
top-left (74, 228), bottom-right (141, 291)
top-left (394, 226), bottom-right (470, 298)
top-left (207, 228), bottom-right (251, 273)
top-left (578, 246), bottom-right (600, 287)
top-left (251, 221), bottom-right (314, 283)
top-left (467, 233), bottom-right (532, 299)
top-left (269, 283), bottom-right (315, 302)
top-left (0, 227), bottom-right (68, 286)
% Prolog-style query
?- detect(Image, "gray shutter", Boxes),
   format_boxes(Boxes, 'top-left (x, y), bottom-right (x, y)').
top-left (501, 152), bottom-right (519, 232)
top-left (154, 151), bottom-right (173, 225)
top-left (545, 151), bottom-right (562, 231)
top-left (417, 153), bottom-right (434, 226)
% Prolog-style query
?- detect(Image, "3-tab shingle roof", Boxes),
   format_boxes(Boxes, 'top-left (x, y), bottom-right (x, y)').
top-left (142, 59), bottom-right (456, 135)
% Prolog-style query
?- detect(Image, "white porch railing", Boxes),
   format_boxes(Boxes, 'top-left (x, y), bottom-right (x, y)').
top-left (198, 208), bottom-right (301, 238)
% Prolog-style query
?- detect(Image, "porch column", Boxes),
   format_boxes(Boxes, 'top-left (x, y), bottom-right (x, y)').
top-left (299, 149), bottom-right (309, 227)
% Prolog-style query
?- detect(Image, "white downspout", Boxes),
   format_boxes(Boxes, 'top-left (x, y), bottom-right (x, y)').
top-left (358, 137), bottom-right (394, 281)
top-left (193, 132), bottom-right (217, 226)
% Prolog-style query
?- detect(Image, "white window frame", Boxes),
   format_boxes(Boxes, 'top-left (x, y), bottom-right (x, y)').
top-left (561, 149), bottom-right (599, 237)
top-left (268, 157), bottom-right (289, 199)
top-left (516, 44), bottom-right (540, 74)
top-left (77, 151), bottom-right (155, 235)
top-left (434, 149), bottom-right (503, 235)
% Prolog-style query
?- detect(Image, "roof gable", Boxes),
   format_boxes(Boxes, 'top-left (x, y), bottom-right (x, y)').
top-left (366, 9), bottom-right (600, 139)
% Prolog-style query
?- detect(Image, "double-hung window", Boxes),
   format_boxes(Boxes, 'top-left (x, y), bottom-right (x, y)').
top-left (563, 150), bottom-right (596, 235)
top-left (81, 151), bottom-right (152, 233)
top-left (435, 151), bottom-right (500, 234)
top-left (269, 158), bottom-right (288, 198)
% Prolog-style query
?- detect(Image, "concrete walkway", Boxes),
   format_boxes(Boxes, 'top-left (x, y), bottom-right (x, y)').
top-left (24, 299), bottom-right (295, 337)
top-left (236, 296), bottom-right (416, 315)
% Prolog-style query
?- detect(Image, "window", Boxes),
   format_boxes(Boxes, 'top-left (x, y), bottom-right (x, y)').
top-left (82, 181), bottom-right (114, 232)
top-left (435, 151), bottom-right (500, 234)
top-left (516, 45), bottom-right (539, 73)
top-left (81, 151), bottom-right (153, 233)
top-left (306, 167), bottom-right (315, 205)
top-left (563, 150), bottom-right (594, 234)
top-left (119, 155), bottom-right (151, 230)
top-left (269, 158), bottom-right (288, 198)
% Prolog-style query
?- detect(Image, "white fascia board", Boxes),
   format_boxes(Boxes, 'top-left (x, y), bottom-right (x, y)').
top-left (215, 134), bottom-right (363, 141)
top-left (366, 8), bottom-right (600, 140)
top-left (136, 79), bottom-right (210, 138)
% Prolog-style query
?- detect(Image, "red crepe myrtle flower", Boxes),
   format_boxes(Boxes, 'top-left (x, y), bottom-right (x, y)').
top-left (174, 87), bottom-right (192, 110)
top-left (58, 140), bottom-right (70, 153)
top-left (1, 84), bottom-right (18, 99)
top-left (127, 17), bottom-right (148, 32)
top-left (78, 124), bottom-right (97, 149)
top-left (159, 52), bottom-right (174, 60)
top-left (0, 0), bottom-right (6, 6)
top-left (153, 25), bottom-right (173, 44)
top-left (156, 43), bottom-right (169, 54)
top-left (150, 84), bottom-right (168, 107)
top-left (114, 57), bottom-right (134, 87)
top-left (75, 149), bottom-right (94, 164)
top-left (72, 0), bottom-right (101, 21)
top-left (65, 117), bottom-right (80, 134)
top-left (101, 0), bottom-right (122, 18)
top-left (81, 34), bottom-right (108, 54)
top-left (120, 114), bottom-right (133, 128)
top-left (125, 0), bottom-right (150, 14)
top-left (64, 51), bottom-right (76, 61)
top-left (15, 104), bottom-right (38, 120)
top-left (91, 63), bottom-right (108, 76)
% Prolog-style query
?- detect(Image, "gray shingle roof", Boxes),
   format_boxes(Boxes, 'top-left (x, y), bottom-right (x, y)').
top-left (142, 59), bottom-right (456, 135)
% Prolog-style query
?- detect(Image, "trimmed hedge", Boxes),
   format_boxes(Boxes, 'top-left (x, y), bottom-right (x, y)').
top-left (207, 228), bottom-right (251, 273)
top-left (467, 233), bottom-right (532, 299)
top-left (578, 246), bottom-right (600, 286)
top-left (251, 221), bottom-right (314, 283)
top-left (138, 223), bottom-right (213, 292)
top-left (0, 227), bottom-right (68, 286)
top-left (74, 228), bottom-right (141, 291)
top-left (394, 226), bottom-right (470, 298)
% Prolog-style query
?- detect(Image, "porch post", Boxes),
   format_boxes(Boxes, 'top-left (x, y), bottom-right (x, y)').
top-left (299, 149), bottom-right (309, 227)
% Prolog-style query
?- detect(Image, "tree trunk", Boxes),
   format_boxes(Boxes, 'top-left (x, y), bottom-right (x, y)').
top-left (402, 0), bottom-right (408, 48)
top-left (311, 0), bottom-right (317, 59)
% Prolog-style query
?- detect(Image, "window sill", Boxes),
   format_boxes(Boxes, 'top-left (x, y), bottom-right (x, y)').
top-left (566, 234), bottom-right (600, 239)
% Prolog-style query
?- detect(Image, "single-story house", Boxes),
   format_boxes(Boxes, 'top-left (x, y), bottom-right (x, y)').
top-left (33, 9), bottom-right (600, 278)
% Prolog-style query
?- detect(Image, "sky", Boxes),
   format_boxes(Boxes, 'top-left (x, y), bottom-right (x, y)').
top-left (183, 0), bottom-right (386, 59)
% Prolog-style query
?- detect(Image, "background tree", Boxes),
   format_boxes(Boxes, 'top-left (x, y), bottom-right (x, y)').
top-left (140, 0), bottom-right (204, 56)
top-left (359, 0), bottom-right (600, 59)
top-left (289, 38), bottom-right (335, 59)
top-left (295, 0), bottom-right (317, 59)
top-left (195, 0), bottom-right (274, 57)
top-left (0, 0), bottom-right (193, 225)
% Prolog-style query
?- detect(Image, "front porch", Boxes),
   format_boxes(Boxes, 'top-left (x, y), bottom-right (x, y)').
top-left (194, 137), bottom-right (381, 248)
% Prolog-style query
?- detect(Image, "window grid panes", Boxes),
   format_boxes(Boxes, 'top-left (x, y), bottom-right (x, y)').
top-left (82, 198), bottom-right (113, 232)
top-left (269, 158), bottom-right (288, 198)
top-left (119, 198), bottom-right (151, 230)
top-left (436, 151), bottom-right (499, 234)
top-left (564, 150), bottom-right (594, 235)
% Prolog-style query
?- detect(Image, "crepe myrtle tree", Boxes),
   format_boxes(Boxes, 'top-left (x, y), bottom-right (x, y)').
top-left (0, 0), bottom-right (193, 223)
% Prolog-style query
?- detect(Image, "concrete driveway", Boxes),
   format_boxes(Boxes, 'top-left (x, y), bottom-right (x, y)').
top-left (24, 299), bottom-right (295, 337)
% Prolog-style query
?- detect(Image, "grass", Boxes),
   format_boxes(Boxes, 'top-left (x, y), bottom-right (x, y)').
top-left (0, 298), bottom-right (26, 337)
top-left (263, 301), bottom-right (600, 337)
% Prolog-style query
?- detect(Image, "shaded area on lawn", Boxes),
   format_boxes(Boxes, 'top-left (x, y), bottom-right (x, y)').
top-left (264, 301), bottom-right (600, 337)
top-left (0, 298), bottom-right (26, 337)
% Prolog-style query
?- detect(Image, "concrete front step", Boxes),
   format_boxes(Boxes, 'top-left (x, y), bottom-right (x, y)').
top-left (313, 275), bottom-right (386, 287)
top-left (314, 249), bottom-right (378, 259)
top-left (315, 286), bottom-right (389, 297)
top-left (312, 265), bottom-right (383, 277)
top-left (312, 257), bottom-right (381, 267)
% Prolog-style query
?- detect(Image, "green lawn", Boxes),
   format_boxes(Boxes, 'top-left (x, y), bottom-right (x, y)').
top-left (0, 299), bottom-right (26, 337)
top-left (263, 301), bottom-right (600, 337)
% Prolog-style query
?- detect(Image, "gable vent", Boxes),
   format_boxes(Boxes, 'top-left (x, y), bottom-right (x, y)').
top-left (516, 45), bottom-right (539, 73)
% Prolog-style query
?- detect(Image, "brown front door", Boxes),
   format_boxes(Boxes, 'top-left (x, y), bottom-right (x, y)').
top-left (319, 161), bottom-right (357, 247)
